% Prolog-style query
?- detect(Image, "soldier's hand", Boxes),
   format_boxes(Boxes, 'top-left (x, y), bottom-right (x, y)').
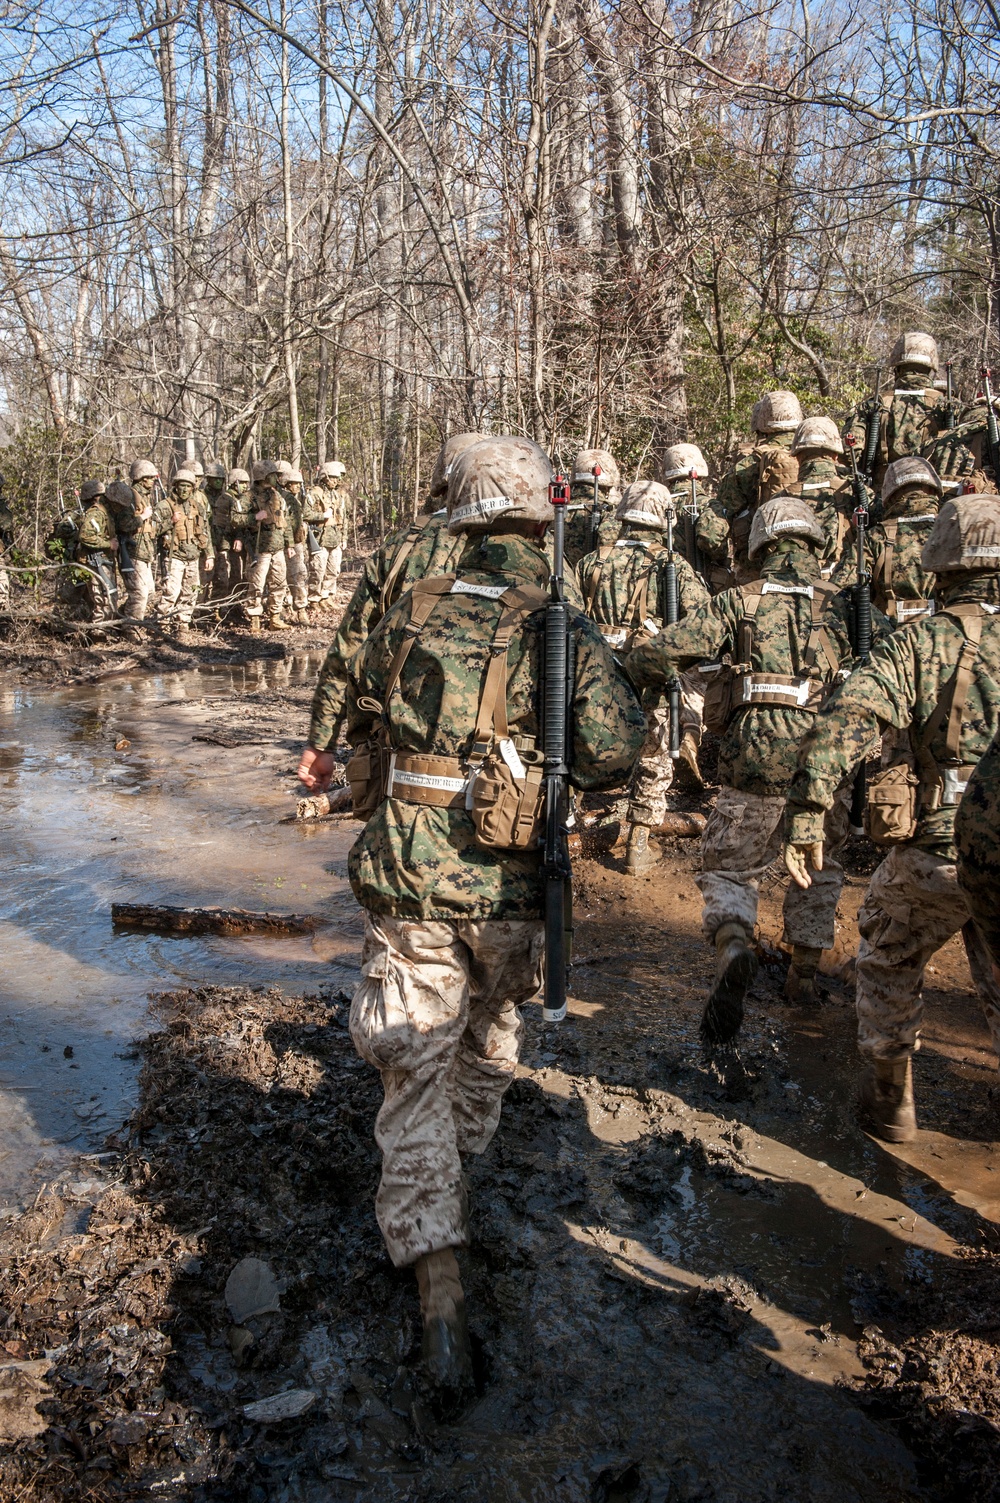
top-left (204, 558), bottom-right (214, 572)
top-left (286, 546), bottom-right (296, 559)
top-left (783, 840), bottom-right (823, 890)
top-left (255, 508), bottom-right (269, 521)
top-left (109, 539), bottom-right (119, 552)
top-left (233, 539), bottom-right (242, 551)
top-left (297, 745), bottom-right (335, 791)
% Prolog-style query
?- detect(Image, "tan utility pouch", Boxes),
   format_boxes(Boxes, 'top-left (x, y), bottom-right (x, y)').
top-left (864, 761), bottom-right (920, 845)
top-left (346, 698), bottom-right (391, 818)
top-left (701, 657), bottom-right (738, 734)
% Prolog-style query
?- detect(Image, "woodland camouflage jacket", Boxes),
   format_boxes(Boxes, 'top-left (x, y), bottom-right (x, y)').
top-left (565, 483), bottom-right (621, 567)
top-left (626, 546), bottom-right (861, 795)
top-left (308, 513), bottom-right (465, 747)
top-left (787, 456), bottom-right (860, 579)
top-left (158, 493), bottom-right (213, 561)
top-left (250, 483), bottom-right (294, 554)
top-left (345, 532), bottom-right (646, 920)
top-left (956, 722), bottom-right (1000, 963)
top-left (576, 528), bottom-right (709, 631)
top-left (848, 380), bottom-right (948, 488)
top-left (77, 500), bottom-right (117, 554)
top-left (830, 488), bottom-right (940, 618)
top-left (303, 485), bottom-right (341, 549)
top-left (118, 495), bottom-right (159, 563)
top-left (785, 576), bottom-right (1000, 859)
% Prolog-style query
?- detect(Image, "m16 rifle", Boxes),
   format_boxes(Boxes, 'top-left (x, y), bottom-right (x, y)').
top-left (153, 476), bottom-right (170, 588)
top-left (981, 368), bottom-right (1000, 486)
top-left (662, 502), bottom-right (681, 760)
top-left (586, 463), bottom-right (602, 554)
top-left (861, 366), bottom-right (883, 483)
top-left (542, 473), bottom-right (574, 1024)
top-left (844, 433), bottom-right (872, 834)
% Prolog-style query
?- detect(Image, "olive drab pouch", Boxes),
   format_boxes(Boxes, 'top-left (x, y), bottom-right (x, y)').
top-left (701, 656), bottom-right (738, 734)
top-left (758, 445), bottom-right (799, 504)
top-left (345, 697), bottom-right (391, 819)
top-left (863, 761), bottom-right (920, 845)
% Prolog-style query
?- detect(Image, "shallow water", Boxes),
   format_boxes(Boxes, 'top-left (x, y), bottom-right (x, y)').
top-left (0, 652), bottom-right (358, 1206)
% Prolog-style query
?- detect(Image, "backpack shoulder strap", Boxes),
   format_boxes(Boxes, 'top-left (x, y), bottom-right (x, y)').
top-left (379, 576), bottom-right (457, 706)
top-left (583, 546), bottom-right (615, 616)
top-left (379, 525), bottom-right (424, 616)
top-left (919, 605), bottom-right (985, 763)
top-left (873, 519), bottom-right (898, 598)
top-left (804, 581), bottom-right (844, 680)
top-left (736, 580), bottom-right (765, 665)
top-left (468, 585), bottom-right (548, 758)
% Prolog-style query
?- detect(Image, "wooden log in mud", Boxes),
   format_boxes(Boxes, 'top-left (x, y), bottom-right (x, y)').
top-left (281, 785), bottom-right (354, 823)
top-left (111, 904), bottom-right (320, 937)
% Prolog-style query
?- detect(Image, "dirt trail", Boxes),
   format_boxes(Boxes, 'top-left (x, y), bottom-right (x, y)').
top-left (1, 641), bottom-right (999, 1501)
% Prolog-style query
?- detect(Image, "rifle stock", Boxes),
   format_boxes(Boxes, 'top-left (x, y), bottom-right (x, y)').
top-left (845, 434), bottom-right (872, 833)
top-left (542, 474), bottom-right (573, 1024)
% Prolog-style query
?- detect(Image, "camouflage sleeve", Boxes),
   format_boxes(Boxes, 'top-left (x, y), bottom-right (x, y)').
top-left (695, 497), bottom-right (730, 560)
top-left (625, 596), bottom-right (734, 691)
top-left (307, 557), bottom-right (385, 749)
top-left (676, 554), bottom-right (711, 616)
top-left (784, 633), bottom-right (917, 843)
top-left (77, 509), bottom-right (109, 551)
top-left (569, 616), bottom-right (647, 790)
top-left (713, 464), bottom-right (753, 523)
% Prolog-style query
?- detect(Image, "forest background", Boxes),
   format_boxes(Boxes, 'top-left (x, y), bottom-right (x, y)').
top-left (0, 0), bottom-right (998, 551)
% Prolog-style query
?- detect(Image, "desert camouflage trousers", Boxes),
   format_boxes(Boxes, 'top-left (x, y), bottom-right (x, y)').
top-left (246, 549), bottom-right (287, 618)
top-left (628, 671), bottom-right (705, 827)
top-left (307, 545), bottom-right (341, 603)
top-left (156, 557), bottom-right (200, 624)
top-left (350, 912), bottom-right (544, 1267)
top-left (0, 564), bottom-right (8, 610)
top-left (698, 782), bottom-right (851, 950)
top-left (125, 560), bottom-right (156, 620)
top-left (285, 542), bottom-right (309, 611)
top-left (856, 844), bottom-right (1000, 1061)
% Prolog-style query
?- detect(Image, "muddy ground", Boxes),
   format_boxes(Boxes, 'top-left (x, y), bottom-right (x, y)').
top-left (2, 600), bottom-right (1000, 1501)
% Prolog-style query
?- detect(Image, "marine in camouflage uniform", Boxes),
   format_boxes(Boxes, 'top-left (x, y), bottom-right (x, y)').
top-left (77, 479), bottom-right (120, 620)
top-left (831, 456), bottom-right (941, 625)
top-left (308, 433), bottom-right (483, 749)
top-left (155, 468), bottom-right (213, 630)
top-left (303, 462), bottom-right (345, 607)
top-left (784, 494), bottom-right (1000, 1142)
top-left (628, 497), bottom-right (872, 1039)
top-left (245, 460), bottom-right (294, 629)
top-left (712, 391), bottom-right (803, 582)
top-left (847, 332), bottom-right (948, 493)
top-left (209, 467), bottom-right (251, 605)
top-left (659, 443), bottom-right (730, 593)
top-left (785, 415), bottom-right (864, 580)
top-left (297, 436), bottom-right (645, 1391)
top-left (120, 461), bottom-right (162, 619)
top-left (565, 448), bottom-right (621, 568)
top-left (282, 468), bottom-right (311, 623)
top-left (923, 389), bottom-right (1000, 498)
top-left (577, 480), bottom-right (710, 872)
top-left (956, 725), bottom-right (1000, 975)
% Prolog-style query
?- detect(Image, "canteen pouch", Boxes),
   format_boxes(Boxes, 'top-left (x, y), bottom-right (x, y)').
top-left (701, 658), bottom-right (737, 735)
top-left (864, 761), bottom-right (920, 845)
top-left (469, 746), bottom-right (545, 850)
top-left (346, 697), bottom-right (390, 818)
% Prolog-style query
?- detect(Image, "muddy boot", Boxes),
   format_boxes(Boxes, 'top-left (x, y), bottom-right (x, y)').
top-left (625, 823), bottom-right (657, 874)
top-left (267, 615), bottom-right (290, 631)
top-left (702, 922), bottom-right (757, 1046)
top-left (784, 945), bottom-right (823, 1004)
top-left (295, 608), bottom-right (311, 626)
top-left (414, 1248), bottom-right (473, 1392)
top-left (249, 616), bottom-right (261, 634)
top-left (859, 1057), bottom-right (917, 1143)
top-left (678, 730), bottom-right (703, 785)
top-left (175, 623), bottom-right (192, 643)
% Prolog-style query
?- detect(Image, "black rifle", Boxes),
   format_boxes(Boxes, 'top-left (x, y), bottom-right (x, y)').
top-left (981, 368), bottom-right (1000, 484)
top-left (586, 464), bottom-right (602, 553)
top-left (662, 504), bottom-right (681, 759)
top-left (542, 473), bottom-right (573, 1024)
top-left (845, 434), bottom-right (872, 834)
top-left (861, 365), bottom-right (883, 482)
top-left (153, 477), bottom-right (170, 588)
top-left (945, 361), bottom-right (956, 430)
top-left (306, 525), bottom-right (322, 556)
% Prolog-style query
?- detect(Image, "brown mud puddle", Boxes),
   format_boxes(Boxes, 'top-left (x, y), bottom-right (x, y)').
top-left (1, 656), bottom-right (999, 1499)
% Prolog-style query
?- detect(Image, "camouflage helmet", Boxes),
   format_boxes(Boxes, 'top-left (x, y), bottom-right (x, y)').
top-left (105, 480), bottom-right (135, 509)
top-left (572, 448), bottom-right (620, 491)
top-left (748, 495), bottom-right (826, 558)
top-left (274, 460), bottom-right (293, 478)
top-left (751, 390), bottom-right (803, 434)
top-left (204, 462), bottom-right (227, 482)
top-left (79, 479), bottom-right (106, 502)
top-left (228, 467), bottom-right (250, 485)
top-left (129, 458), bottom-right (158, 483)
top-left (318, 460), bottom-right (346, 480)
top-left (286, 467), bottom-right (304, 484)
top-left (429, 432), bottom-right (484, 499)
top-left (174, 468), bottom-right (196, 486)
top-left (882, 456), bottom-right (942, 510)
top-left (661, 443), bottom-right (709, 482)
top-left (616, 481), bottom-right (675, 530)
top-left (921, 495), bottom-right (1000, 573)
top-left (447, 437), bottom-right (554, 533)
top-left (252, 459), bottom-right (280, 482)
top-left (790, 416), bottom-right (844, 456)
top-left (889, 331), bottom-right (938, 373)
top-left (190, 460), bottom-right (205, 478)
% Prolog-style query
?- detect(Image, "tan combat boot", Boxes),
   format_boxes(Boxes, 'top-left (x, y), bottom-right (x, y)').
top-left (784, 945), bottom-right (823, 1004)
top-left (702, 922), bottom-right (758, 1046)
top-left (678, 730), bottom-right (703, 785)
top-left (295, 608), bottom-right (311, 626)
top-left (860, 1057), bottom-right (917, 1143)
top-left (249, 616), bottom-right (261, 634)
top-left (268, 615), bottom-right (290, 631)
top-left (414, 1248), bottom-right (473, 1391)
top-left (625, 823), bottom-right (657, 874)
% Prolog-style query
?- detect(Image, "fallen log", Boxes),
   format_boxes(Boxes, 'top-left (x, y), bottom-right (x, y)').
top-left (281, 785), bottom-right (353, 823)
top-left (656, 811), bottom-right (706, 838)
top-left (111, 904), bottom-right (319, 937)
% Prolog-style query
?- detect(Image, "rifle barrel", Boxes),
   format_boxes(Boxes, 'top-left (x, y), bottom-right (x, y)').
top-left (543, 478), bottom-right (572, 1023)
